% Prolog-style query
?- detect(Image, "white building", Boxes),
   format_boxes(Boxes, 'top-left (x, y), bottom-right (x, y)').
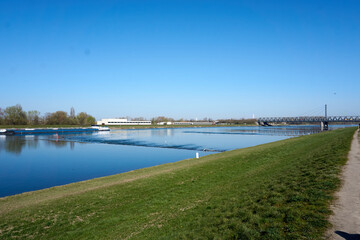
top-left (97, 118), bottom-right (152, 125)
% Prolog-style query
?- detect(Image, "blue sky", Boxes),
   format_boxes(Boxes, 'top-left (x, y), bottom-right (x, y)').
top-left (1, 0), bottom-right (359, 120)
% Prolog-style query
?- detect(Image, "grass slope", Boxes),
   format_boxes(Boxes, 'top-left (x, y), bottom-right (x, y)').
top-left (0, 127), bottom-right (355, 239)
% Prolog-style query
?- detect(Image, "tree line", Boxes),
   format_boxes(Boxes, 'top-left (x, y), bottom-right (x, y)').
top-left (126, 116), bottom-right (255, 125)
top-left (216, 118), bottom-right (257, 124)
top-left (0, 105), bottom-right (96, 126)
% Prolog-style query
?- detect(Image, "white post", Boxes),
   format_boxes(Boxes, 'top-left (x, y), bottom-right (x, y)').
top-left (196, 152), bottom-right (199, 159)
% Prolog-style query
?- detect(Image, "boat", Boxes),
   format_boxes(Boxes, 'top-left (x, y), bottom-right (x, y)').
top-left (91, 125), bottom-right (110, 131)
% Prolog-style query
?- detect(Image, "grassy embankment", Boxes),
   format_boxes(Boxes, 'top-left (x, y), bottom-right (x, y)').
top-left (0, 127), bottom-right (355, 239)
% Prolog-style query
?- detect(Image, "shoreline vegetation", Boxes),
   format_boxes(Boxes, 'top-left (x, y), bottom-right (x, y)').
top-left (0, 127), bottom-right (355, 239)
top-left (0, 105), bottom-right (96, 126)
top-left (0, 104), bottom-right (262, 129)
top-left (0, 124), bottom-right (244, 129)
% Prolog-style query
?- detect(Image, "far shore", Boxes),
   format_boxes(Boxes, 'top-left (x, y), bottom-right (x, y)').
top-left (0, 124), bottom-right (253, 130)
top-left (1, 123), bottom-right (356, 130)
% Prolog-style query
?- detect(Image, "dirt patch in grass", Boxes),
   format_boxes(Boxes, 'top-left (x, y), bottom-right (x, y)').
top-left (326, 129), bottom-right (360, 239)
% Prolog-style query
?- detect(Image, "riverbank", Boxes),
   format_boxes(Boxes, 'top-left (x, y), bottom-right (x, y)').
top-left (0, 127), bottom-right (355, 239)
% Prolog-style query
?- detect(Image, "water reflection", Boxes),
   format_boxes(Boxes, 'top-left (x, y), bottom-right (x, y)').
top-left (59, 126), bottom-right (334, 152)
top-left (150, 128), bottom-right (175, 137)
top-left (0, 135), bottom-right (77, 154)
top-left (63, 137), bottom-right (218, 152)
top-left (183, 127), bottom-right (323, 136)
top-left (0, 126), bottom-right (347, 154)
top-left (1, 137), bottom-right (26, 155)
top-left (25, 136), bottom-right (39, 149)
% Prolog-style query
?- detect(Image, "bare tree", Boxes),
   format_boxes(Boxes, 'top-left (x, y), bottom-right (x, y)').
top-left (27, 110), bottom-right (41, 125)
top-left (0, 108), bottom-right (4, 125)
top-left (70, 107), bottom-right (75, 118)
top-left (132, 117), bottom-right (146, 121)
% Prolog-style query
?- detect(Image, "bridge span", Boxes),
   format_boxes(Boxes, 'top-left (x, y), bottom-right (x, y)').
top-left (257, 116), bottom-right (360, 130)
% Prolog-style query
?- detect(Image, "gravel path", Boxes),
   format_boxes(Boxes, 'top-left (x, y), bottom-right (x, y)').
top-left (326, 129), bottom-right (360, 239)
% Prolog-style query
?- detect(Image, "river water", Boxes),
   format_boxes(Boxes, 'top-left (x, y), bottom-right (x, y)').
top-left (0, 125), bottom-right (349, 197)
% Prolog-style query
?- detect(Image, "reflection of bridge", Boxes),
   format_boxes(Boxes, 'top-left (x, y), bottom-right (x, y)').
top-left (257, 116), bottom-right (360, 130)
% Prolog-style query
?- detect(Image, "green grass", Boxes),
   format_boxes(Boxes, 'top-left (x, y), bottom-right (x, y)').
top-left (0, 127), bottom-right (355, 239)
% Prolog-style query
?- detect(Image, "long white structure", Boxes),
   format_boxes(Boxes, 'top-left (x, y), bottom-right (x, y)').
top-left (97, 118), bottom-right (152, 125)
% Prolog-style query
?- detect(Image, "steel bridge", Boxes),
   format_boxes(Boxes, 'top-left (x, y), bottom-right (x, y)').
top-left (257, 116), bottom-right (360, 130)
top-left (258, 116), bottom-right (360, 124)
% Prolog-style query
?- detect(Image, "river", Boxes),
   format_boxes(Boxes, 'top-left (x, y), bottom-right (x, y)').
top-left (0, 125), bottom-right (350, 197)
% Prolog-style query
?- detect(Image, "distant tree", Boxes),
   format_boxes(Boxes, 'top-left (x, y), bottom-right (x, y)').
top-left (217, 118), bottom-right (256, 125)
top-left (119, 116), bottom-right (131, 120)
top-left (0, 108), bottom-right (4, 125)
top-left (27, 110), bottom-right (41, 125)
top-left (69, 117), bottom-right (79, 125)
top-left (132, 117), bottom-right (146, 121)
top-left (0, 104), bottom-right (98, 126)
top-left (152, 116), bottom-right (174, 124)
top-left (4, 104), bottom-right (27, 125)
top-left (45, 111), bottom-right (69, 125)
top-left (43, 113), bottom-right (52, 125)
top-left (70, 107), bottom-right (75, 118)
top-left (38, 115), bottom-right (46, 125)
top-left (77, 112), bottom-right (96, 125)
top-left (77, 112), bottom-right (87, 125)
top-left (86, 115), bottom-right (96, 125)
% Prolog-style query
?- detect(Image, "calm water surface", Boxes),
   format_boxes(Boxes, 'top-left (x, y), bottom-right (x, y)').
top-left (0, 125), bottom-right (347, 197)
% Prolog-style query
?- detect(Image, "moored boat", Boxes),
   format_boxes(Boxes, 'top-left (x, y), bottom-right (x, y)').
top-left (91, 125), bottom-right (110, 131)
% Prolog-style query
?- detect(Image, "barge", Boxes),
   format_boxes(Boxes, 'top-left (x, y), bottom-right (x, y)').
top-left (0, 126), bottom-right (109, 136)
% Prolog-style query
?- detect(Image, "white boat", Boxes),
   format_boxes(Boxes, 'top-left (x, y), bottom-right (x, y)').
top-left (91, 125), bottom-right (110, 131)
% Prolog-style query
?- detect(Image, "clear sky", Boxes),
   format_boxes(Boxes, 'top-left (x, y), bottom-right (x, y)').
top-left (1, 0), bottom-right (359, 120)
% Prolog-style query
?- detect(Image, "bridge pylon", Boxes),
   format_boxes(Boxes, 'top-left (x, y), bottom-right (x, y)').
top-left (320, 121), bottom-right (328, 131)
